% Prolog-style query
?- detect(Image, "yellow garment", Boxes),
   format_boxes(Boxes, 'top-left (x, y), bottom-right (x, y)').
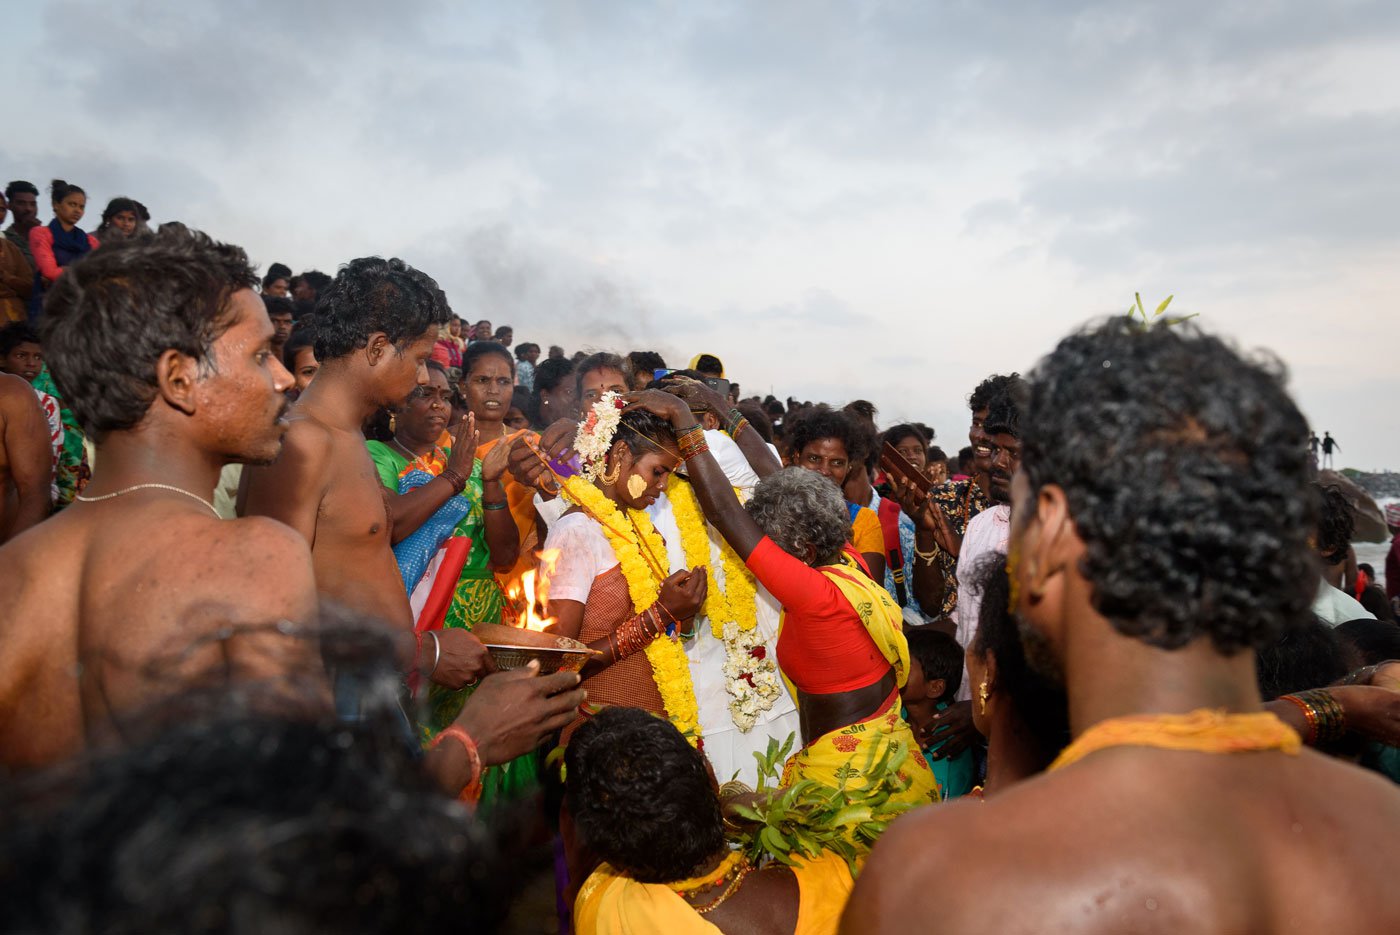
top-left (780, 691), bottom-right (941, 853)
top-left (1050, 708), bottom-right (1301, 772)
top-left (773, 556), bottom-right (934, 854)
top-left (850, 506), bottom-right (884, 558)
top-left (574, 852), bottom-right (854, 935)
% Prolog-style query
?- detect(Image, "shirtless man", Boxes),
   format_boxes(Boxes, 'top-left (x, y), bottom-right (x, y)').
top-left (241, 256), bottom-right (492, 688)
top-left (0, 371), bottom-right (51, 542)
top-left (0, 229), bottom-right (316, 768)
top-left (845, 320), bottom-right (1400, 934)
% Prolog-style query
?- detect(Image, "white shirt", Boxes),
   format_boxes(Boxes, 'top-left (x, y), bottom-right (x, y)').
top-left (952, 503), bottom-right (1011, 700)
top-left (534, 430), bottom-right (798, 785)
top-left (538, 512), bottom-right (617, 604)
top-left (1311, 577), bottom-right (1375, 627)
top-left (648, 431), bottom-right (799, 786)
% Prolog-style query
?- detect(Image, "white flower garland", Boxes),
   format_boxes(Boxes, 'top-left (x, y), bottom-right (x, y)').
top-left (573, 392), bottom-right (625, 482)
top-left (719, 620), bottom-right (783, 732)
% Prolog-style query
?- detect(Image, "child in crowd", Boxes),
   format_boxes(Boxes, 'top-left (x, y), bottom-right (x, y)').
top-left (901, 627), bottom-right (978, 799)
top-left (0, 322), bottom-right (43, 383)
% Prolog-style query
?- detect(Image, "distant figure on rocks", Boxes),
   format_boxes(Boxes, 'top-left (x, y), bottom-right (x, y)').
top-left (1322, 431), bottom-right (1340, 469)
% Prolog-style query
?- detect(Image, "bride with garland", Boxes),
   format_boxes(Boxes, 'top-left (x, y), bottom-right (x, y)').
top-left (540, 396), bottom-right (708, 743)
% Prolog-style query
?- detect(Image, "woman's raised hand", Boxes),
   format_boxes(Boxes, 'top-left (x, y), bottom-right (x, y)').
top-left (481, 433), bottom-right (512, 482)
top-left (447, 412), bottom-right (479, 476)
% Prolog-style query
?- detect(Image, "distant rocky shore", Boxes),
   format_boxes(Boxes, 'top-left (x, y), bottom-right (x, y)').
top-left (1344, 470), bottom-right (1400, 500)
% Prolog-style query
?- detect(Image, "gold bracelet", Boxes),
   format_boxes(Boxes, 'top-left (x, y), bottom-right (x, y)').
top-left (914, 543), bottom-right (940, 564)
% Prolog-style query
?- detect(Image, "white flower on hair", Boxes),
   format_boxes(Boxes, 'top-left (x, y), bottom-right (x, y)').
top-left (572, 392), bottom-right (626, 483)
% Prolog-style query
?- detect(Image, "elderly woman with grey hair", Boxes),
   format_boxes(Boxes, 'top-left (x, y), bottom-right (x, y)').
top-left (626, 389), bottom-right (939, 851)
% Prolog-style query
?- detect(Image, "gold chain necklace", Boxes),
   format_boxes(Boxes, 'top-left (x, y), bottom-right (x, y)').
top-left (77, 483), bottom-right (220, 519)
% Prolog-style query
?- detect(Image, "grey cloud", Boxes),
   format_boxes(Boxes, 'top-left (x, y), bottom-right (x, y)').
top-left (1013, 108), bottom-right (1400, 270)
top-left (757, 287), bottom-right (871, 327)
top-left (407, 222), bottom-right (667, 352)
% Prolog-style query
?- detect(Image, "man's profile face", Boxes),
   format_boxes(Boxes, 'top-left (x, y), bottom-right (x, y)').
top-left (380, 328), bottom-right (439, 404)
top-left (1007, 470), bottom-right (1065, 686)
top-left (198, 289), bottom-right (295, 465)
top-left (8, 191), bottom-right (37, 226)
top-left (292, 280), bottom-right (315, 303)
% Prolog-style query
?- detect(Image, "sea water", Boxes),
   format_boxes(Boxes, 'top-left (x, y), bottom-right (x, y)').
top-left (1354, 496), bottom-right (1397, 589)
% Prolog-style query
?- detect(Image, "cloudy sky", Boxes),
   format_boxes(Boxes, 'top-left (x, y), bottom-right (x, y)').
top-left (8, 1), bottom-right (1399, 467)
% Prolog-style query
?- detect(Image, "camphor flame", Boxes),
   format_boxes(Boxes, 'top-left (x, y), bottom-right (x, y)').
top-left (509, 549), bottom-right (561, 632)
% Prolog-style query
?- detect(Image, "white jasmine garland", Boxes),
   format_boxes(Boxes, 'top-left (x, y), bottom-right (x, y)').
top-left (572, 392), bottom-right (626, 483)
top-left (721, 621), bottom-right (781, 732)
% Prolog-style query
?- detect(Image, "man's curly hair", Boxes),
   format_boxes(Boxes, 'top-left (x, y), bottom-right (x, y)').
top-left (1021, 318), bottom-right (1315, 654)
top-left (314, 257), bottom-right (452, 362)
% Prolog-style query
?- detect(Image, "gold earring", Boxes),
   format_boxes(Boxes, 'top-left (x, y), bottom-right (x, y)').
top-left (388, 412), bottom-right (397, 434)
top-left (600, 457), bottom-right (622, 485)
top-left (627, 474), bottom-right (647, 498)
top-left (978, 678), bottom-right (990, 714)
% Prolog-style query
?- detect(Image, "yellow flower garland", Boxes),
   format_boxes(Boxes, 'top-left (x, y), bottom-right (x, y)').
top-left (561, 475), bottom-right (702, 745)
top-left (666, 474), bottom-right (779, 733)
top-left (666, 475), bottom-right (758, 638)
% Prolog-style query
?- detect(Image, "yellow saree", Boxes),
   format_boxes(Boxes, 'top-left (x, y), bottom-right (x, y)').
top-left (778, 556), bottom-right (940, 846)
top-left (574, 852), bottom-right (853, 935)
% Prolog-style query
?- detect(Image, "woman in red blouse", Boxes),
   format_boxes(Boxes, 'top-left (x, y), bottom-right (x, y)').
top-left (28, 180), bottom-right (99, 288)
top-left (626, 388), bottom-right (939, 851)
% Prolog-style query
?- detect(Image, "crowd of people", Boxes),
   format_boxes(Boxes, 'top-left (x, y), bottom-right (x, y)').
top-left (1, 183), bottom-right (1400, 934)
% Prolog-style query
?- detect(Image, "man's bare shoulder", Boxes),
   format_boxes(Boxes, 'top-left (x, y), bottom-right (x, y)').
top-left (0, 370), bottom-right (36, 404)
top-left (842, 796), bottom-right (1003, 935)
top-left (846, 752), bottom-right (1400, 935)
top-left (152, 513), bottom-right (317, 614)
top-left (277, 410), bottom-right (339, 460)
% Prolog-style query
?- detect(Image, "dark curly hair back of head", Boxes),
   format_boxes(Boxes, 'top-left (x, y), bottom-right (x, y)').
top-left (313, 257), bottom-right (451, 362)
top-left (1021, 318), bottom-right (1315, 654)
top-left (39, 227), bottom-right (257, 440)
top-left (565, 707), bottom-right (722, 884)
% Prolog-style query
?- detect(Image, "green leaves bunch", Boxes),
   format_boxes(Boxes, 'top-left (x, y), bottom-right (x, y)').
top-left (723, 734), bottom-right (918, 874)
